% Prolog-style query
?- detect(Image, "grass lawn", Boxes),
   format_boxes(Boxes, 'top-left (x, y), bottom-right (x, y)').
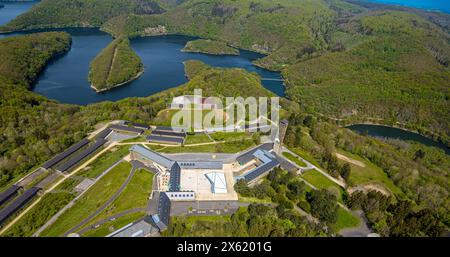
top-left (163, 215), bottom-right (232, 237)
top-left (80, 169), bottom-right (153, 230)
top-left (81, 211), bottom-right (145, 237)
top-left (336, 150), bottom-right (403, 196)
top-left (153, 109), bottom-right (223, 127)
top-left (156, 139), bottom-right (256, 154)
top-left (76, 145), bottom-right (130, 178)
top-left (40, 161), bottom-right (132, 236)
top-left (331, 207), bottom-right (361, 232)
top-left (282, 151), bottom-right (307, 167)
top-left (184, 133), bottom-right (213, 144)
top-left (288, 147), bottom-right (322, 167)
top-left (301, 169), bottom-right (345, 203)
top-left (209, 131), bottom-right (253, 142)
top-left (238, 196), bottom-right (272, 204)
top-left (3, 192), bottom-right (75, 237)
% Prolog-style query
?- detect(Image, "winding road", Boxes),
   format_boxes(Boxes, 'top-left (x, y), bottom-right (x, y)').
top-left (63, 161), bottom-right (140, 236)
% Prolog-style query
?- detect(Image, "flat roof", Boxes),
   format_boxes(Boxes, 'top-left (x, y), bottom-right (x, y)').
top-left (42, 138), bottom-right (90, 169)
top-left (107, 219), bottom-right (158, 237)
top-left (57, 139), bottom-right (107, 172)
top-left (110, 124), bottom-right (144, 134)
top-left (129, 145), bottom-right (175, 169)
top-left (151, 130), bottom-right (186, 138)
top-left (0, 185), bottom-right (21, 206)
top-left (155, 126), bottom-right (186, 132)
top-left (0, 187), bottom-right (40, 225)
top-left (147, 135), bottom-right (184, 144)
top-left (244, 158), bottom-right (279, 182)
top-left (236, 143), bottom-right (274, 165)
top-left (96, 128), bottom-right (112, 140)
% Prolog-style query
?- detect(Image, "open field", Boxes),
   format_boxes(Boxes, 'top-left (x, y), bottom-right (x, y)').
top-left (336, 150), bottom-right (403, 196)
top-left (155, 139), bottom-right (257, 154)
top-left (331, 207), bottom-right (361, 232)
top-left (76, 145), bottom-right (130, 178)
top-left (3, 192), bottom-right (75, 237)
top-left (40, 162), bottom-right (132, 236)
top-left (282, 152), bottom-right (307, 167)
top-left (184, 133), bottom-right (213, 144)
top-left (80, 168), bottom-right (153, 230)
top-left (82, 211), bottom-right (145, 237)
top-left (301, 169), bottom-right (345, 203)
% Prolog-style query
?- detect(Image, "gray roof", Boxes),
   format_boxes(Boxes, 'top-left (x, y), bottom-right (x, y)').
top-left (147, 135), bottom-right (184, 144)
top-left (155, 126), bottom-right (186, 132)
top-left (0, 187), bottom-right (40, 225)
top-left (129, 145), bottom-right (175, 169)
top-left (96, 128), bottom-right (112, 140)
top-left (42, 138), bottom-right (90, 169)
top-left (152, 130), bottom-right (186, 138)
top-left (236, 143), bottom-right (274, 165)
top-left (110, 124), bottom-right (144, 134)
top-left (107, 219), bottom-right (158, 237)
top-left (244, 158), bottom-right (279, 182)
top-left (57, 139), bottom-right (107, 172)
top-left (0, 185), bottom-right (21, 206)
top-left (169, 163), bottom-right (181, 192)
top-left (153, 192), bottom-right (171, 231)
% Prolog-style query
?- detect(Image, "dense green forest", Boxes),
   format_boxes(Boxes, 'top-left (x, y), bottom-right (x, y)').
top-left (182, 39), bottom-right (239, 55)
top-left (0, 36), bottom-right (275, 191)
top-left (2, 0), bottom-right (447, 143)
top-left (0, 0), bottom-right (448, 236)
top-left (164, 203), bottom-right (329, 237)
top-left (89, 37), bottom-right (143, 92)
top-left (0, 32), bottom-right (71, 86)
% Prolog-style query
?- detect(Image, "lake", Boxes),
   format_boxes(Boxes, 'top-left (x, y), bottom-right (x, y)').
top-left (0, 1), bottom-right (37, 26)
top-left (347, 124), bottom-right (450, 154)
top-left (1, 3), bottom-right (285, 105)
top-left (365, 0), bottom-right (450, 13)
top-left (32, 33), bottom-right (284, 105)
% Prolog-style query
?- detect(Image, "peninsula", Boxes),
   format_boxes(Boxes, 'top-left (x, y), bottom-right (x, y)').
top-left (89, 37), bottom-right (143, 92)
top-left (182, 39), bottom-right (239, 56)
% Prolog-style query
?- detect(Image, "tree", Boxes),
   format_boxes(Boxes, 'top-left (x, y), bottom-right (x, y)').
top-left (340, 163), bottom-right (351, 181)
top-left (287, 180), bottom-right (306, 201)
top-left (234, 179), bottom-right (253, 197)
top-left (413, 149), bottom-right (425, 160)
top-left (307, 189), bottom-right (338, 224)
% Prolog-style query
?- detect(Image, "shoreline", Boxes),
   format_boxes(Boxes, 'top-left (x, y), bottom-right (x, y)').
top-left (181, 47), bottom-right (239, 56)
top-left (90, 69), bottom-right (144, 93)
top-left (342, 122), bottom-right (450, 150)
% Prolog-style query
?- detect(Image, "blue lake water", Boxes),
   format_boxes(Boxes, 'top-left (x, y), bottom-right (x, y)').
top-left (0, 1), bottom-right (37, 26)
top-left (365, 0), bottom-right (450, 13)
top-left (32, 34), bottom-right (284, 105)
top-left (347, 124), bottom-right (450, 154)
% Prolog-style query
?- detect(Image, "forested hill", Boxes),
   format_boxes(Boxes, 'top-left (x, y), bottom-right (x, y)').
top-left (0, 31), bottom-right (449, 236)
top-left (2, 0), bottom-right (449, 144)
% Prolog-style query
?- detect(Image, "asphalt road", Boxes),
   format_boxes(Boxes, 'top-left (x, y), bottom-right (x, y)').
top-left (63, 162), bottom-right (138, 236)
top-left (77, 207), bottom-right (146, 235)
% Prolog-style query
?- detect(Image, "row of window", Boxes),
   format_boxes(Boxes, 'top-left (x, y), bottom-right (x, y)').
top-left (170, 193), bottom-right (194, 198)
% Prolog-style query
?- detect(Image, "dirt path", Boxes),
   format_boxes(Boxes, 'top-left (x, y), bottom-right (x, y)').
top-left (335, 153), bottom-right (365, 167)
top-left (106, 46), bottom-right (118, 84)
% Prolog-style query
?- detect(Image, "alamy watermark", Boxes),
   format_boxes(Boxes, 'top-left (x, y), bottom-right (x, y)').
top-left (170, 89), bottom-right (280, 137)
